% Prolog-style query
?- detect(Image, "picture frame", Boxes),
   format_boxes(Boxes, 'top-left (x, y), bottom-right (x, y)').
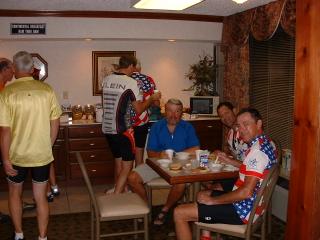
top-left (92, 51), bottom-right (136, 96)
top-left (31, 53), bottom-right (48, 81)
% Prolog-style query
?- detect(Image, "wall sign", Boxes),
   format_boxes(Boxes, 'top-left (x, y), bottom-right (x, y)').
top-left (11, 23), bottom-right (46, 35)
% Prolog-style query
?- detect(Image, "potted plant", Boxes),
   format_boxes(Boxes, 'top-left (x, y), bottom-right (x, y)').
top-left (185, 54), bottom-right (218, 96)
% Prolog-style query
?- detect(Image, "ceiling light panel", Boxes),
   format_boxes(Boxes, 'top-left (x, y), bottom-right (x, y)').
top-left (133, 0), bottom-right (204, 10)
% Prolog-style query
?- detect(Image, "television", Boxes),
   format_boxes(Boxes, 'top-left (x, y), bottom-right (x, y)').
top-left (190, 96), bottom-right (220, 116)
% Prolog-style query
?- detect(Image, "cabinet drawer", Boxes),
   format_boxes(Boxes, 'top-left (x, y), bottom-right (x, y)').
top-left (69, 150), bottom-right (113, 163)
top-left (68, 125), bottom-right (104, 138)
top-left (191, 120), bottom-right (222, 133)
top-left (69, 138), bottom-right (108, 150)
top-left (70, 162), bottom-right (114, 179)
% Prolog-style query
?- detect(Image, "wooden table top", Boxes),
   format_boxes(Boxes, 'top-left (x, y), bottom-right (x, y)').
top-left (146, 158), bottom-right (239, 185)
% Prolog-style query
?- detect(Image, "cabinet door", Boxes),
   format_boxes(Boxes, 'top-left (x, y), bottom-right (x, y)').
top-left (52, 127), bottom-right (67, 180)
top-left (52, 139), bottom-right (66, 180)
top-left (190, 120), bottom-right (222, 151)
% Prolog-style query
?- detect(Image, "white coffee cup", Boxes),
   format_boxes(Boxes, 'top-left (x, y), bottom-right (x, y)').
top-left (165, 149), bottom-right (174, 160)
top-left (195, 149), bottom-right (202, 161)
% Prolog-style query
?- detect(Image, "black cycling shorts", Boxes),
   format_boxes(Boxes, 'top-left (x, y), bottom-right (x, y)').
top-left (105, 133), bottom-right (135, 161)
top-left (198, 190), bottom-right (244, 225)
top-left (7, 163), bottom-right (51, 184)
top-left (133, 124), bottom-right (150, 148)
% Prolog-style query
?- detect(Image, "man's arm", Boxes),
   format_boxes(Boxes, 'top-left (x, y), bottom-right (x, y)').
top-left (50, 118), bottom-right (60, 146)
top-left (132, 92), bottom-right (161, 115)
top-left (0, 127), bottom-right (17, 176)
top-left (197, 175), bottom-right (259, 205)
top-left (214, 150), bottom-right (242, 168)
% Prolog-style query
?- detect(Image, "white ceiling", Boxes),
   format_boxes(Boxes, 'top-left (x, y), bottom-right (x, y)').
top-left (0, 0), bottom-right (276, 17)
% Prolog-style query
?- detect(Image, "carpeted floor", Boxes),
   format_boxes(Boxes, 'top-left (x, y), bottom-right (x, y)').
top-left (0, 208), bottom-right (286, 240)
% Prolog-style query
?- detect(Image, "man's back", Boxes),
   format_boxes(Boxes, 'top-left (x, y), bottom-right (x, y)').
top-left (0, 77), bottom-right (61, 167)
top-left (102, 72), bottom-right (142, 134)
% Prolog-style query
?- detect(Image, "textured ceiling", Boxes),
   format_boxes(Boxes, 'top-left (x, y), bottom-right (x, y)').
top-left (0, 0), bottom-right (276, 17)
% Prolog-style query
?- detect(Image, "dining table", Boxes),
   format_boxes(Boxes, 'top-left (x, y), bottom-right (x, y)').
top-left (146, 157), bottom-right (239, 200)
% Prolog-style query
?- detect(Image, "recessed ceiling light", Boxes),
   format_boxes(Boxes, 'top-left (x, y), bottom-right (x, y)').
top-left (168, 39), bottom-right (176, 42)
top-left (85, 38), bottom-right (92, 41)
top-left (132, 0), bottom-right (204, 10)
top-left (232, 0), bottom-right (248, 4)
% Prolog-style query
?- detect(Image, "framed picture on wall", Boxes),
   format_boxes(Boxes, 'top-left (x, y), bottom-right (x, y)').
top-left (31, 53), bottom-right (48, 81)
top-left (92, 51), bottom-right (136, 96)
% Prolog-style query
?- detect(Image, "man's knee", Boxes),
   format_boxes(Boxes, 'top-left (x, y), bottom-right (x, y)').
top-left (128, 171), bottom-right (142, 186)
top-left (172, 183), bottom-right (186, 192)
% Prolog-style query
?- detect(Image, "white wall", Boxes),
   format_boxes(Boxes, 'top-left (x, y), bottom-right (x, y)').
top-left (0, 17), bottom-right (222, 107)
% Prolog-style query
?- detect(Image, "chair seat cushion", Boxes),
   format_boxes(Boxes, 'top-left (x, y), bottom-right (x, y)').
top-left (97, 192), bottom-right (150, 218)
top-left (195, 222), bottom-right (247, 235)
top-left (146, 177), bottom-right (171, 187)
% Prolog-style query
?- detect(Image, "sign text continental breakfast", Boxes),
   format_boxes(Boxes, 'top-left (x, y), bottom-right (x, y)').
top-left (11, 23), bottom-right (46, 35)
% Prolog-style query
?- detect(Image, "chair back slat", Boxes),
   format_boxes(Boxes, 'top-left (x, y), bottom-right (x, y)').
top-left (76, 152), bottom-right (101, 218)
top-left (245, 164), bottom-right (280, 238)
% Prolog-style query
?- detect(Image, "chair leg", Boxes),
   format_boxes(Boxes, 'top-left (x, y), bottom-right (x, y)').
top-left (91, 207), bottom-right (94, 240)
top-left (146, 186), bottom-right (152, 222)
top-left (134, 219), bottom-right (138, 239)
top-left (96, 218), bottom-right (100, 240)
top-left (195, 224), bottom-right (201, 240)
top-left (144, 215), bottom-right (149, 240)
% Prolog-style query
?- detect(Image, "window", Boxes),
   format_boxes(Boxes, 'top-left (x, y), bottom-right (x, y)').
top-left (249, 27), bottom-right (295, 149)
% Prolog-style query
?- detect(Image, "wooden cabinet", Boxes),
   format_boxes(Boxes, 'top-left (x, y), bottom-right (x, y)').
top-left (190, 119), bottom-right (222, 151)
top-left (52, 127), bottom-right (67, 180)
top-left (66, 124), bottom-right (114, 183)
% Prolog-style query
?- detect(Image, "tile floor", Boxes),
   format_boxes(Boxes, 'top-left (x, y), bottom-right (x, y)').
top-left (0, 184), bottom-right (113, 217)
top-left (0, 183), bottom-right (169, 217)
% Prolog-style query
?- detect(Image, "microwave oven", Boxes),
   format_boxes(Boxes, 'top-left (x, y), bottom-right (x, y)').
top-left (190, 96), bottom-right (220, 116)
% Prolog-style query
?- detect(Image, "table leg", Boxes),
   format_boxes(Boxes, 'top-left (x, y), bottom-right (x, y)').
top-left (192, 182), bottom-right (200, 201)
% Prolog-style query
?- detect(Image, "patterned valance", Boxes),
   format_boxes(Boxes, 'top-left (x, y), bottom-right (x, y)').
top-left (221, 0), bottom-right (296, 110)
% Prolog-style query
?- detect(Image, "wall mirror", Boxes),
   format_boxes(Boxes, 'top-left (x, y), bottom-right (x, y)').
top-left (31, 53), bottom-right (48, 81)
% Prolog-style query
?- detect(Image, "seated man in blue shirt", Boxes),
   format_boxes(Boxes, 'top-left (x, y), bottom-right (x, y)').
top-left (128, 98), bottom-right (200, 225)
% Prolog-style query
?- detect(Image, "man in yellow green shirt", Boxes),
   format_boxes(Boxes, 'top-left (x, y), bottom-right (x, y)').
top-left (0, 51), bottom-right (62, 240)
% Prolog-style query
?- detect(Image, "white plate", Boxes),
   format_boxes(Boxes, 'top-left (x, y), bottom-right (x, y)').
top-left (223, 165), bottom-right (239, 172)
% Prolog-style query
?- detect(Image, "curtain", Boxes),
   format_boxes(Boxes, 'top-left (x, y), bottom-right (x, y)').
top-left (221, 0), bottom-right (296, 110)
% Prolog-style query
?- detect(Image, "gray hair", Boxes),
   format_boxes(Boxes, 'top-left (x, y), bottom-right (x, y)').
top-left (13, 51), bottom-right (34, 73)
top-left (166, 98), bottom-right (183, 108)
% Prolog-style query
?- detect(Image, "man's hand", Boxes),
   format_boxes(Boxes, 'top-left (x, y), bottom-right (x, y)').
top-left (197, 190), bottom-right (215, 205)
top-left (151, 91), bottom-right (161, 101)
top-left (3, 160), bottom-right (17, 176)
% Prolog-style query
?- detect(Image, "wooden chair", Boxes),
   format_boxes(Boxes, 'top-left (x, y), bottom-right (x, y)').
top-left (76, 152), bottom-right (150, 240)
top-left (195, 164), bottom-right (280, 240)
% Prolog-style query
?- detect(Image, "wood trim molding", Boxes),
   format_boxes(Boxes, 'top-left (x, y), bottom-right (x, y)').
top-left (0, 9), bottom-right (223, 22)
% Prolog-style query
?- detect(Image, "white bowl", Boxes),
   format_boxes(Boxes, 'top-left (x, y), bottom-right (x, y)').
top-left (209, 162), bottom-right (223, 172)
top-left (176, 152), bottom-right (190, 160)
top-left (158, 159), bottom-right (172, 168)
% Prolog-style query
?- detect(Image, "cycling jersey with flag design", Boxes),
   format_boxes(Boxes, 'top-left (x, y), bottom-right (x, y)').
top-left (232, 134), bottom-right (277, 223)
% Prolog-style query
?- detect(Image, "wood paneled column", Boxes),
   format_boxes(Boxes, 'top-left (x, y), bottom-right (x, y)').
top-left (286, 0), bottom-right (320, 239)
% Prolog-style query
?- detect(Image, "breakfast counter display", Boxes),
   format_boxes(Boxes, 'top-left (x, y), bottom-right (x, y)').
top-left (51, 117), bottom-right (222, 186)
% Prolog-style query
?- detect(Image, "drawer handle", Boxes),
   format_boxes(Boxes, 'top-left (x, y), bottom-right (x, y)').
top-left (89, 131), bottom-right (95, 134)
top-left (91, 169), bottom-right (97, 172)
top-left (207, 125), bottom-right (213, 128)
top-left (89, 143), bottom-right (95, 146)
top-left (90, 155), bottom-right (96, 158)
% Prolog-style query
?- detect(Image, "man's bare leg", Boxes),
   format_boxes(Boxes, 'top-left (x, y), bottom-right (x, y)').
top-left (135, 147), bottom-right (144, 167)
top-left (154, 183), bottom-right (185, 225)
top-left (174, 203), bottom-right (198, 240)
top-left (114, 160), bottom-right (133, 194)
top-left (127, 171), bottom-right (148, 202)
top-left (8, 182), bottom-right (23, 234)
top-left (33, 181), bottom-right (49, 238)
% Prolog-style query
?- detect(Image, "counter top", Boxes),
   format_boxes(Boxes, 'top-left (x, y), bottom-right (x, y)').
top-left (60, 116), bottom-right (220, 126)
